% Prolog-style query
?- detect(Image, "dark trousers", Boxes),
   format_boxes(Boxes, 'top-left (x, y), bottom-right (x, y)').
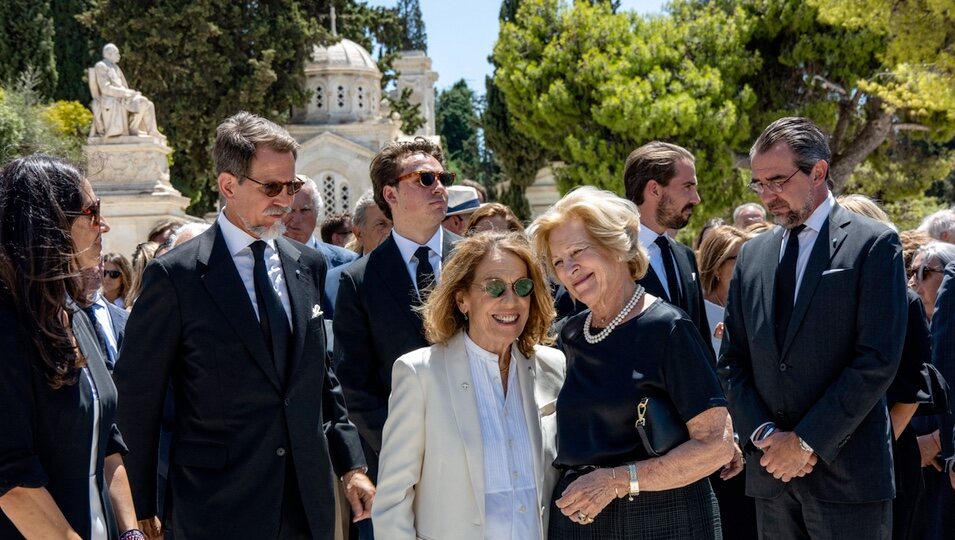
top-left (755, 481), bottom-right (891, 540)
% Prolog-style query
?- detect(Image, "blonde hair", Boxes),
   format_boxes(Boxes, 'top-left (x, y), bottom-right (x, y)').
top-left (697, 226), bottom-right (752, 295)
top-left (529, 186), bottom-right (648, 281)
top-left (837, 194), bottom-right (893, 227)
top-left (422, 232), bottom-right (555, 356)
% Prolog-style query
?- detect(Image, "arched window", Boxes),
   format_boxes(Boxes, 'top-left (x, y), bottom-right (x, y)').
top-left (357, 86), bottom-right (364, 110)
top-left (337, 85), bottom-right (345, 109)
top-left (315, 85), bottom-right (324, 110)
top-left (321, 173), bottom-right (353, 214)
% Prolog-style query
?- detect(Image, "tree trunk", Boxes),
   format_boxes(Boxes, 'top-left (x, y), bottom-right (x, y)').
top-left (829, 99), bottom-right (892, 193)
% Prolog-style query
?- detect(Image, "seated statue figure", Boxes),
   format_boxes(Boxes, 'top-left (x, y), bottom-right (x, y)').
top-left (89, 43), bottom-right (162, 138)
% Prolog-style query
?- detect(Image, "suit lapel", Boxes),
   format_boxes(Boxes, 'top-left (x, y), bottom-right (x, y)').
top-left (781, 209), bottom-right (848, 356)
top-left (368, 236), bottom-right (424, 335)
top-left (199, 225), bottom-right (282, 393)
top-left (514, 345), bottom-right (545, 506)
top-left (276, 237), bottom-right (313, 384)
top-left (763, 227), bottom-right (786, 353)
top-left (443, 333), bottom-right (486, 523)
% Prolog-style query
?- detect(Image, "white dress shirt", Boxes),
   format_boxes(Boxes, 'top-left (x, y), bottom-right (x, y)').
top-left (391, 228), bottom-right (444, 295)
top-left (778, 192), bottom-right (834, 303)
top-left (465, 334), bottom-right (540, 540)
top-left (638, 224), bottom-right (679, 301)
top-left (216, 212), bottom-right (292, 325)
top-left (82, 367), bottom-right (108, 540)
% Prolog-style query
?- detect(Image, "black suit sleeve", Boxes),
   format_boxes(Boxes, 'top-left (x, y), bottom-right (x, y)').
top-left (932, 263), bottom-right (955, 459)
top-left (113, 261), bottom-right (181, 519)
top-left (794, 229), bottom-right (906, 462)
top-left (322, 361), bottom-right (367, 476)
top-left (332, 267), bottom-right (388, 454)
top-left (718, 243), bottom-right (771, 445)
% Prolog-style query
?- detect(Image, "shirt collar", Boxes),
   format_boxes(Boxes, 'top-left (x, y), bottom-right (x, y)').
top-left (216, 210), bottom-right (276, 257)
top-left (391, 227), bottom-right (443, 264)
top-left (638, 223), bottom-right (666, 250)
top-left (801, 191), bottom-right (834, 234)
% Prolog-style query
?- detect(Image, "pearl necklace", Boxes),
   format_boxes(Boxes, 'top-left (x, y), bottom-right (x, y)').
top-left (583, 285), bottom-right (645, 344)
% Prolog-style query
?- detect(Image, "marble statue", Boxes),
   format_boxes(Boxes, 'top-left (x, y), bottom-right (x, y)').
top-left (89, 43), bottom-right (162, 139)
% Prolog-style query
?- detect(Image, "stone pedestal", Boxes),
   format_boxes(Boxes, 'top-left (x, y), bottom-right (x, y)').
top-left (84, 136), bottom-right (192, 257)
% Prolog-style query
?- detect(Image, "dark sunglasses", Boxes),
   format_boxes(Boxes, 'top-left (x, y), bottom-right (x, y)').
top-left (103, 269), bottom-right (122, 279)
top-left (66, 198), bottom-right (102, 226)
top-left (910, 264), bottom-right (943, 283)
top-left (396, 170), bottom-right (456, 188)
top-left (473, 277), bottom-right (534, 298)
top-left (244, 175), bottom-right (304, 197)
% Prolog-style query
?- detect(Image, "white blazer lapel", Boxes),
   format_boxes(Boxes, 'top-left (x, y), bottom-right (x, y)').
top-left (443, 332), bottom-right (486, 525)
top-left (514, 344), bottom-right (545, 505)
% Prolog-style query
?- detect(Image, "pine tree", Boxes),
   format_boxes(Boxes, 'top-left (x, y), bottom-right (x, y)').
top-left (397, 0), bottom-right (427, 52)
top-left (50, 0), bottom-right (98, 102)
top-left (0, 0), bottom-right (58, 97)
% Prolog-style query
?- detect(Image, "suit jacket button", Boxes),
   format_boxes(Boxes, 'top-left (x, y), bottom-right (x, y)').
top-left (276, 447), bottom-right (287, 457)
top-left (284, 398), bottom-right (290, 407)
top-left (779, 363), bottom-right (788, 372)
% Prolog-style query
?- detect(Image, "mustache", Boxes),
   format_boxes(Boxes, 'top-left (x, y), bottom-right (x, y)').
top-left (265, 206), bottom-right (291, 216)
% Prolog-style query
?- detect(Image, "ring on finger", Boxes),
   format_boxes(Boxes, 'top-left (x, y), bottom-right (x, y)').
top-left (576, 511), bottom-right (588, 521)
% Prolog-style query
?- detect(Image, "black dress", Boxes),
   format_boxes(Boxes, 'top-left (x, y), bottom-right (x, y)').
top-left (549, 300), bottom-right (727, 540)
top-left (0, 301), bottom-right (127, 539)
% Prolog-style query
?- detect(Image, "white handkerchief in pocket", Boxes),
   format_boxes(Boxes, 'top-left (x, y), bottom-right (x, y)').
top-left (822, 268), bottom-right (847, 276)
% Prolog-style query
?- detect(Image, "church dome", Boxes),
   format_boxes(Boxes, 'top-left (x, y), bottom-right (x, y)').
top-left (309, 38), bottom-right (379, 73)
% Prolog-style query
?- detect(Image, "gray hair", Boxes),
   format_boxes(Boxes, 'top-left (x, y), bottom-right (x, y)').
top-left (732, 202), bottom-right (766, 223)
top-left (213, 111), bottom-right (299, 181)
top-left (352, 189), bottom-right (377, 228)
top-left (917, 209), bottom-right (955, 241)
top-left (168, 222), bottom-right (211, 249)
top-left (751, 117), bottom-right (831, 185)
top-left (298, 175), bottom-right (326, 223)
top-left (915, 240), bottom-right (955, 269)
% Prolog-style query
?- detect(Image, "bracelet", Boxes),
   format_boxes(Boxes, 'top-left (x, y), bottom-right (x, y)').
top-left (610, 467), bottom-right (620, 498)
top-left (120, 530), bottom-right (147, 540)
top-left (627, 463), bottom-right (639, 501)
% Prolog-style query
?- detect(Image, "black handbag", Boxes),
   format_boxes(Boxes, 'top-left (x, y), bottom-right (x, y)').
top-left (634, 396), bottom-right (690, 457)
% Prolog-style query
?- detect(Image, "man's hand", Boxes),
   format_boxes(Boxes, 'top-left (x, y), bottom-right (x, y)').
top-left (720, 442), bottom-right (745, 480)
top-left (754, 430), bottom-right (817, 482)
top-left (137, 516), bottom-right (162, 540)
top-left (917, 431), bottom-right (943, 472)
top-left (341, 469), bottom-right (375, 522)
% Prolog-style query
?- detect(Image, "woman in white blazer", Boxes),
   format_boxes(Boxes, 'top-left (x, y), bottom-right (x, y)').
top-left (373, 232), bottom-right (566, 540)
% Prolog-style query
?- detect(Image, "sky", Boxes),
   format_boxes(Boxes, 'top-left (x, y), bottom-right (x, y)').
top-left (364, 0), bottom-right (667, 95)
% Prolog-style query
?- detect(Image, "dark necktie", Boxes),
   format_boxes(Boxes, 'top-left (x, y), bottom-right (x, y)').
top-left (250, 241), bottom-right (291, 383)
top-left (414, 245), bottom-right (435, 300)
top-left (81, 304), bottom-right (115, 371)
top-left (654, 235), bottom-right (683, 308)
top-left (775, 224), bottom-right (806, 350)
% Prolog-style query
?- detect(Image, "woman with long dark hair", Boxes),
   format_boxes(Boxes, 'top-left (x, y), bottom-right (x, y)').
top-left (0, 154), bottom-right (144, 539)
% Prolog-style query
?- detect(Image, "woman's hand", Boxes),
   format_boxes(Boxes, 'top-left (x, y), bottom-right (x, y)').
top-left (917, 431), bottom-right (943, 471)
top-left (137, 516), bottom-right (162, 540)
top-left (554, 468), bottom-right (624, 524)
top-left (720, 442), bottom-right (745, 480)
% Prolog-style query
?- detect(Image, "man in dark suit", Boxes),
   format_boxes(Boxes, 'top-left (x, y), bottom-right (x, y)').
top-left (929, 261), bottom-right (955, 535)
top-left (79, 262), bottom-right (128, 371)
top-left (622, 141), bottom-right (710, 351)
top-left (718, 117), bottom-right (907, 539)
top-left (114, 111), bottom-right (372, 539)
top-left (333, 137), bottom-right (458, 482)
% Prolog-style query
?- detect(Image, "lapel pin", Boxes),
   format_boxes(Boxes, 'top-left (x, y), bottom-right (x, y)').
top-left (461, 382), bottom-right (470, 390)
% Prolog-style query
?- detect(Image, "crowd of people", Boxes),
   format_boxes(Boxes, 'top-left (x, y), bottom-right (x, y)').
top-left (1, 112), bottom-right (953, 540)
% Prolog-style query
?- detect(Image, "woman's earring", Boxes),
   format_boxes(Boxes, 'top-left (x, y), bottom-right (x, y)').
top-left (463, 312), bottom-right (469, 321)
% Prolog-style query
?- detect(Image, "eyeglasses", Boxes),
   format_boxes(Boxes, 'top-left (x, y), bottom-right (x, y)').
top-left (66, 198), bottom-right (102, 226)
top-left (472, 277), bottom-right (534, 298)
top-left (396, 170), bottom-right (456, 188)
top-left (244, 175), bottom-right (304, 197)
top-left (748, 169), bottom-right (801, 194)
top-left (103, 269), bottom-right (122, 279)
top-left (910, 264), bottom-right (943, 283)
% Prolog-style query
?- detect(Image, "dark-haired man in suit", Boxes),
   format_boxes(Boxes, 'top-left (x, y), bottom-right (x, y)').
top-left (623, 141), bottom-right (711, 354)
top-left (718, 117), bottom-right (907, 539)
top-left (115, 111), bottom-right (372, 539)
top-left (333, 137), bottom-right (459, 484)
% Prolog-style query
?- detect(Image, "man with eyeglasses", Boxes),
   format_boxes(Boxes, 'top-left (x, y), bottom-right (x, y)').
top-left (332, 137), bottom-right (460, 506)
top-left (718, 117), bottom-right (907, 540)
top-left (114, 111), bottom-right (372, 539)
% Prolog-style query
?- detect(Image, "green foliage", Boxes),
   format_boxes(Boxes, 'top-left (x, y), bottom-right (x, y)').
top-left (0, 79), bottom-right (86, 164)
top-left (436, 80), bottom-right (481, 176)
top-left (41, 100), bottom-right (93, 139)
top-left (386, 87), bottom-right (425, 135)
top-left (396, 0), bottom-right (427, 52)
top-left (0, 0), bottom-right (58, 97)
top-left (50, 0), bottom-right (98, 102)
top-left (492, 0), bottom-right (759, 225)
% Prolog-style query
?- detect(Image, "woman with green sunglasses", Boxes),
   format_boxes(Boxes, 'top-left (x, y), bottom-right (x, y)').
top-left (374, 231), bottom-right (566, 540)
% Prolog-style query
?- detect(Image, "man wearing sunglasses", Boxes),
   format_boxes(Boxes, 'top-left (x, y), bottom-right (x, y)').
top-left (333, 137), bottom-right (461, 502)
top-left (718, 117), bottom-right (907, 540)
top-left (114, 111), bottom-right (372, 540)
